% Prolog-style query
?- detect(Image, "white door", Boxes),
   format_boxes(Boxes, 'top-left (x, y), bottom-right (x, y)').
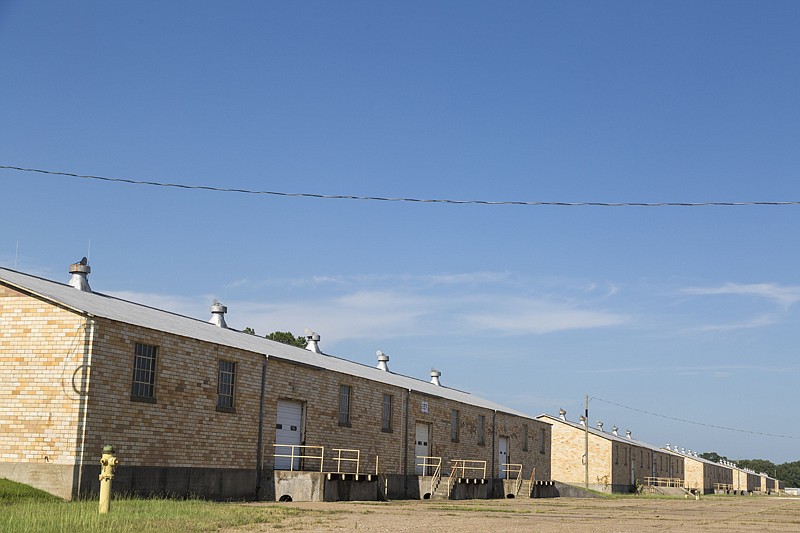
top-left (499, 436), bottom-right (509, 478)
top-left (415, 423), bottom-right (430, 475)
top-left (275, 400), bottom-right (303, 470)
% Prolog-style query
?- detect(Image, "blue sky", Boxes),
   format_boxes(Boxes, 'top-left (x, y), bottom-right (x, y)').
top-left (2, 1), bottom-right (800, 463)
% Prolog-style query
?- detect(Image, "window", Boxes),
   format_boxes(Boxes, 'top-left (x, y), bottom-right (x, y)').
top-left (451, 409), bottom-right (459, 442)
top-left (540, 428), bottom-right (546, 454)
top-left (522, 424), bottom-right (529, 451)
top-left (131, 342), bottom-right (157, 401)
top-left (216, 360), bottom-right (236, 411)
top-left (477, 415), bottom-right (485, 446)
top-left (615, 444), bottom-right (619, 465)
top-left (381, 394), bottom-right (393, 432)
top-left (339, 385), bottom-right (351, 426)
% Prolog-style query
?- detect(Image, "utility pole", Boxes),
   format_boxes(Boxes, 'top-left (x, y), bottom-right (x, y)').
top-left (585, 394), bottom-right (589, 490)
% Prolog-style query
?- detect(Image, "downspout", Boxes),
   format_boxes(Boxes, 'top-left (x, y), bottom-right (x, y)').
top-left (255, 358), bottom-right (267, 498)
top-left (403, 388), bottom-right (411, 497)
top-left (491, 410), bottom-right (497, 497)
top-left (74, 318), bottom-right (94, 499)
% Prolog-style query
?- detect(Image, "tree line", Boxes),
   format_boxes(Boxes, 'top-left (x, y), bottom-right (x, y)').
top-left (700, 452), bottom-right (800, 487)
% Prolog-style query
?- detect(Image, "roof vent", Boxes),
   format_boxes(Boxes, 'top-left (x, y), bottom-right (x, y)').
top-left (626, 430), bottom-right (632, 439)
top-left (376, 350), bottom-right (389, 372)
top-left (430, 368), bottom-right (442, 386)
top-left (596, 421), bottom-right (604, 431)
top-left (579, 416), bottom-right (586, 426)
top-left (611, 426), bottom-right (619, 436)
top-left (558, 409), bottom-right (567, 421)
top-left (68, 258), bottom-right (92, 292)
top-left (209, 300), bottom-right (227, 328)
top-left (681, 447), bottom-right (686, 454)
top-left (305, 329), bottom-right (322, 354)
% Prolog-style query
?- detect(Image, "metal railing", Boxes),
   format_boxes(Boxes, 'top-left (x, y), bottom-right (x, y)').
top-left (444, 459), bottom-right (488, 496)
top-left (331, 448), bottom-right (361, 475)
top-left (273, 444), bottom-right (325, 472)
top-left (713, 483), bottom-right (734, 491)
top-left (643, 476), bottom-right (684, 488)
top-left (451, 459), bottom-right (488, 479)
top-left (416, 456), bottom-right (442, 496)
top-left (501, 463), bottom-right (523, 494)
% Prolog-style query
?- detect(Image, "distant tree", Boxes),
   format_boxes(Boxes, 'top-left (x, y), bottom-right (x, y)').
top-left (777, 461), bottom-right (800, 487)
top-left (700, 452), bottom-right (727, 463)
top-left (242, 327), bottom-right (256, 335)
top-left (737, 459), bottom-right (777, 475)
top-left (266, 331), bottom-right (308, 349)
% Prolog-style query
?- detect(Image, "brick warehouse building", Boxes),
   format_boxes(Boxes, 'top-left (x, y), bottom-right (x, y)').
top-left (537, 411), bottom-right (685, 493)
top-left (0, 262), bottom-right (551, 500)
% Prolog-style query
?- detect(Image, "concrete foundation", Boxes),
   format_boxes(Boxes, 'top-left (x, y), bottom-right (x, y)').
top-left (0, 462), bottom-right (77, 500)
top-left (271, 471), bottom-right (382, 502)
top-left (79, 465), bottom-right (257, 500)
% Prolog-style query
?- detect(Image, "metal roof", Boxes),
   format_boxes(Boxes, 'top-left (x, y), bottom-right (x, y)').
top-left (0, 266), bottom-right (532, 418)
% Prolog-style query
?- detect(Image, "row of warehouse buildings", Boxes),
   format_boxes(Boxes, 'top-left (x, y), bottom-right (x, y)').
top-left (0, 261), bottom-right (785, 501)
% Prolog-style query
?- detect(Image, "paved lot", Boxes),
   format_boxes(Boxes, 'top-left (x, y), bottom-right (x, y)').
top-left (240, 496), bottom-right (800, 532)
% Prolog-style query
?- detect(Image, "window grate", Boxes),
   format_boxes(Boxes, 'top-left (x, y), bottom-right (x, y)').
top-left (131, 343), bottom-right (157, 399)
top-left (217, 360), bottom-right (236, 409)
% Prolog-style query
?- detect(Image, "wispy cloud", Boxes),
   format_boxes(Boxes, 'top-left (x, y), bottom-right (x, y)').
top-left (685, 314), bottom-right (778, 333)
top-left (682, 283), bottom-right (800, 308)
top-left (465, 306), bottom-right (628, 334)
top-left (104, 281), bottom-right (629, 345)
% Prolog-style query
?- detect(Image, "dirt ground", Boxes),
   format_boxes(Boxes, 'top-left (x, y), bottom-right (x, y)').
top-left (237, 496), bottom-right (800, 532)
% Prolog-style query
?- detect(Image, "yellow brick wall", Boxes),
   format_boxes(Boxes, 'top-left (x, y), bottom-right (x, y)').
top-left (84, 317), bottom-right (265, 468)
top-left (2, 285), bottom-right (550, 485)
top-left (262, 358), bottom-right (550, 480)
top-left (0, 285), bottom-right (88, 466)
top-left (544, 420), bottom-right (612, 487)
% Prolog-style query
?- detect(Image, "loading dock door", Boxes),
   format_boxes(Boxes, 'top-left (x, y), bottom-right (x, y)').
top-left (499, 436), bottom-right (509, 478)
top-left (415, 423), bottom-right (430, 475)
top-left (275, 400), bottom-right (303, 470)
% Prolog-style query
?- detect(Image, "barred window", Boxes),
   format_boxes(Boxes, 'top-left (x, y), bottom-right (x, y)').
top-left (522, 423), bottom-right (529, 451)
top-left (131, 343), bottom-right (157, 401)
top-left (540, 428), bottom-right (546, 454)
top-left (217, 360), bottom-right (236, 411)
top-left (477, 415), bottom-right (485, 446)
top-left (339, 385), bottom-right (351, 426)
top-left (451, 409), bottom-right (459, 442)
top-left (381, 394), bottom-right (393, 432)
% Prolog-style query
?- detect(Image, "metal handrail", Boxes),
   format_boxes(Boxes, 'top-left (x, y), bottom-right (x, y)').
top-left (500, 463), bottom-right (523, 493)
top-left (643, 476), bottom-right (684, 487)
top-left (273, 444), bottom-right (325, 472)
top-left (451, 459), bottom-right (488, 479)
top-left (416, 456), bottom-right (442, 496)
top-left (331, 448), bottom-right (361, 475)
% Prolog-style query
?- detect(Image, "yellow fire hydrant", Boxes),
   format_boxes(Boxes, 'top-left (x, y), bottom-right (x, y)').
top-left (98, 445), bottom-right (119, 514)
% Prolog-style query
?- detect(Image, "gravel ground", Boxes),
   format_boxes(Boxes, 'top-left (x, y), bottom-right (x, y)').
top-left (235, 495), bottom-right (800, 532)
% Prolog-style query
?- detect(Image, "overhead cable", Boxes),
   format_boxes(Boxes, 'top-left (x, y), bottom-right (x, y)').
top-left (592, 396), bottom-right (800, 440)
top-left (3, 164), bottom-right (800, 207)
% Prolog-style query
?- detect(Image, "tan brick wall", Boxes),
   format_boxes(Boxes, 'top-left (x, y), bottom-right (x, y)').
top-left (2, 285), bottom-right (550, 489)
top-left (541, 418), bottom-right (684, 491)
top-left (684, 458), bottom-right (732, 492)
top-left (543, 419), bottom-right (612, 487)
top-left (84, 317), bottom-right (265, 468)
top-left (262, 358), bottom-right (549, 480)
top-left (0, 285), bottom-right (88, 467)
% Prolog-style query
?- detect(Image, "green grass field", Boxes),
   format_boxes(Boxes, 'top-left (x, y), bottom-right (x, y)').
top-left (0, 478), bottom-right (311, 532)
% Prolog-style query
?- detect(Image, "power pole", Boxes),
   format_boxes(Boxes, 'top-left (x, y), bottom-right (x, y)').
top-left (585, 394), bottom-right (589, 490)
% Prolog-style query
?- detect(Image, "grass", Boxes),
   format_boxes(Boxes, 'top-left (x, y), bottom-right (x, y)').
top-left (0, 478), bottom-right (317, 533)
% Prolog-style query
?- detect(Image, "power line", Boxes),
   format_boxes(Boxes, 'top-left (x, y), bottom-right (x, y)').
top-left (4, 164), bottom-right (800, 207)
top-left (592, 396), bottom-right (800, 440)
